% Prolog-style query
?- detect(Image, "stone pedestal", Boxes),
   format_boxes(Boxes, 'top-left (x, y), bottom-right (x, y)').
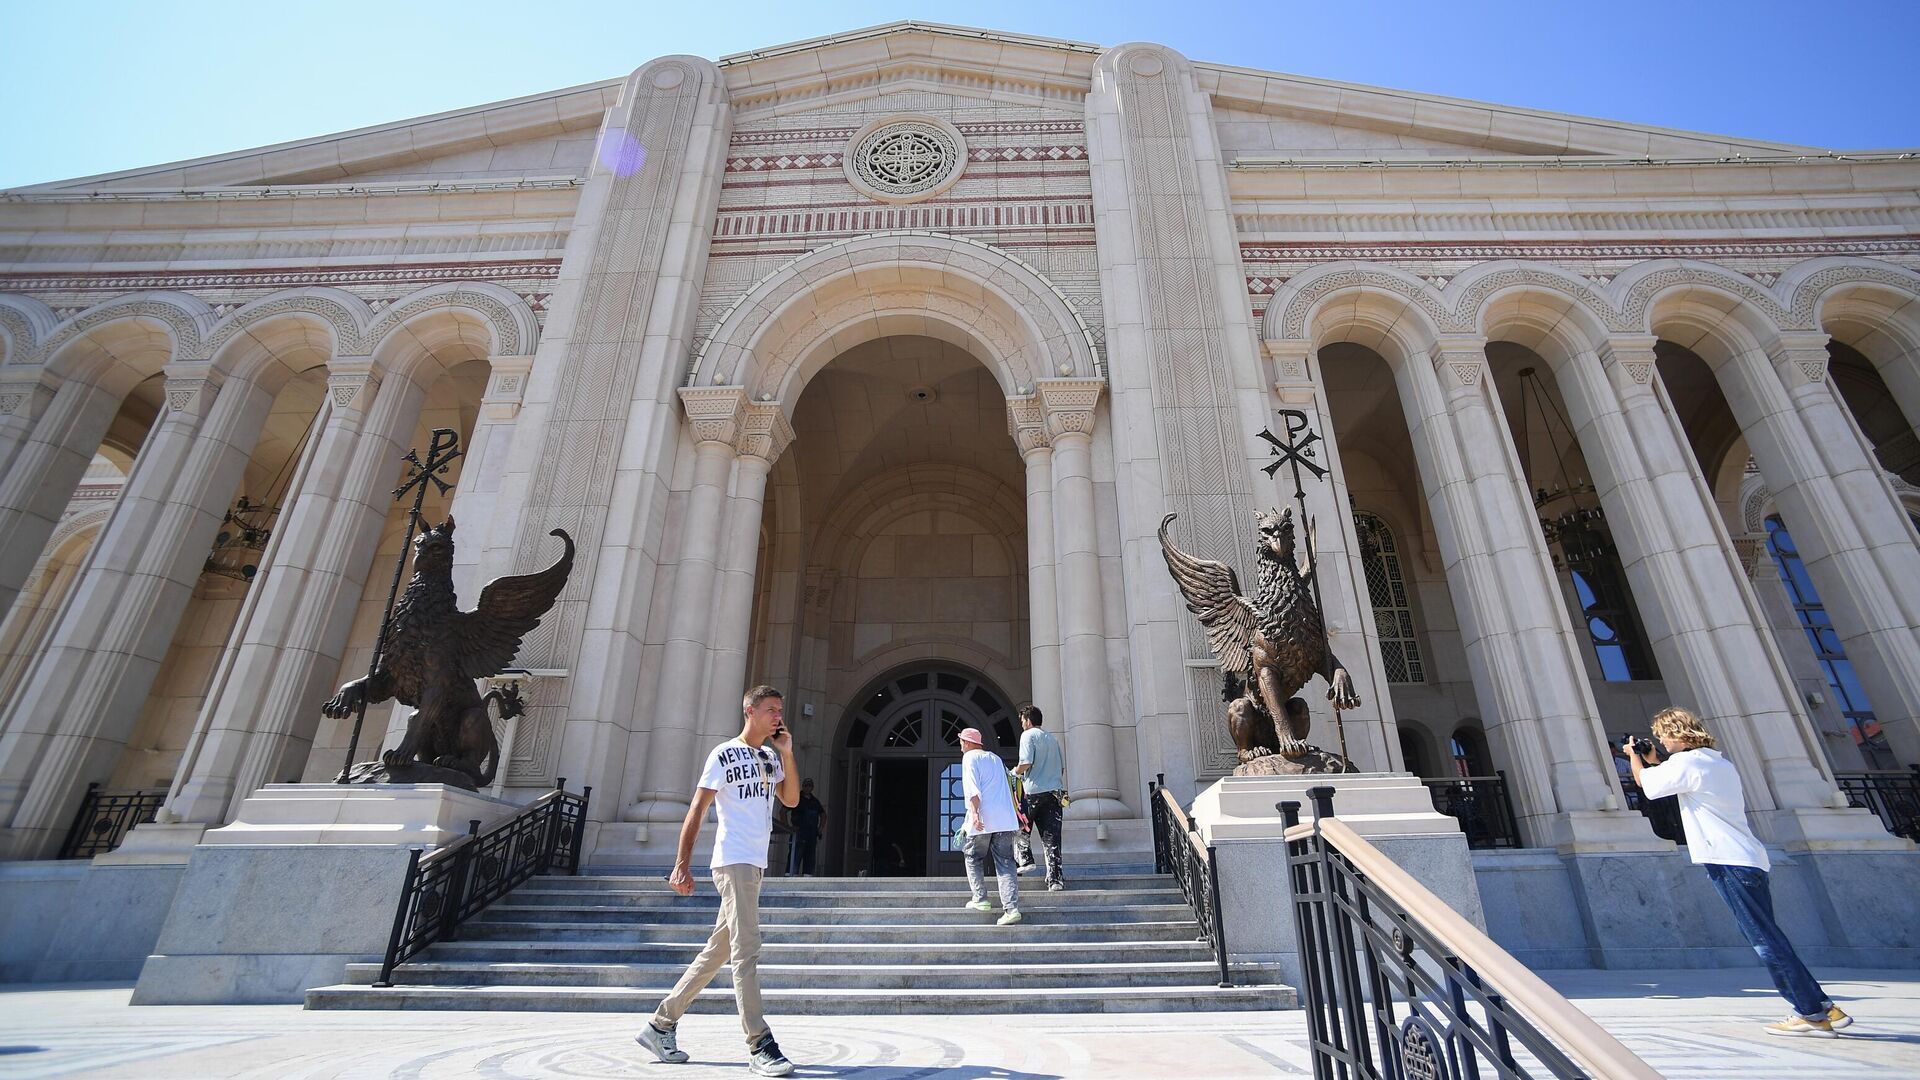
top-left (201, 782), bottom-right (521, 847)
top-left (1189, 772), bottom-right (1482, 989)
top-left (129, 783), bottom-right (522, 1004)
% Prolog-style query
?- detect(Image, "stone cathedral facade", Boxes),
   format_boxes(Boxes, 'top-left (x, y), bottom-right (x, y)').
top-left (2, 23), bottom-right (1918, 911)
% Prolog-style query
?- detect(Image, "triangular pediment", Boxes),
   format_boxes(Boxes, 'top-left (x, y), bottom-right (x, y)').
top-left (11, 21), bottom-right (1833, 195)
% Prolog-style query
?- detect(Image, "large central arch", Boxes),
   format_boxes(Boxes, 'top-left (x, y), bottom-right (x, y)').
top-left (689, 231), bottom-right (1101, 409)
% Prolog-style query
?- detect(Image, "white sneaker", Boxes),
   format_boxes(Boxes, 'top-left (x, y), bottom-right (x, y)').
top-left (636, 1022), bottom-right (689, 1063)
top-left (997, 908), bottom-right (1024, 926)
top-left (963, 899), bottom-right (993, 912)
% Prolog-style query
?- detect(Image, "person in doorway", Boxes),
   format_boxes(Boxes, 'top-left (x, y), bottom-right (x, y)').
top-left (1012, 704), bottom-right (1066, 891)
top-left (1623, 706), bottom-right (1852, 1039)
top-left (636, 685), bottom-right (801, 1076)
top-left (787, 778), bottom-right (825, 876)
top-left (957, 727), bottom-right (1023, 925)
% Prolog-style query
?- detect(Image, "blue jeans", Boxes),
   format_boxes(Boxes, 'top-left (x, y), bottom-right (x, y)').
top-left (963, 830), bottom-right (1020, 910)
top-left (1704, 863), bottom-right (1831, 1018)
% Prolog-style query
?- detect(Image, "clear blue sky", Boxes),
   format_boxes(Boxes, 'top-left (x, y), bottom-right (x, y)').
top-left (5, 0), bottom-right (1918, 190)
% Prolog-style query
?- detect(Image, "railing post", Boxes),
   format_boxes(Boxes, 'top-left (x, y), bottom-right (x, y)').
top-left (573, 785), bottom-right (592, 874)
top-left (1149, 773), bottom-right (1169, 874)
top-left (440, 819), bottom-right (480, 944)
top-left (1206, 843), bottom-right (1230, 988)
top-left (373, 847), bottom-right (423, 988)
top-left (57, 782), bottom-right (103, 859)
top-left (539, 779), bottom-right (566, 876)
top-left (1494, 769), bottom-right (1521, 848)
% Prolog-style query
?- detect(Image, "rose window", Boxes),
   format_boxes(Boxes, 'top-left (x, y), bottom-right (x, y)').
top-left (851, 121), bottom-right (961, 199)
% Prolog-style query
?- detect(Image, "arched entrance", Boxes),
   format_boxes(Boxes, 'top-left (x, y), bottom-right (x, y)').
top-left (833, 665), bottom-right (1016, 877)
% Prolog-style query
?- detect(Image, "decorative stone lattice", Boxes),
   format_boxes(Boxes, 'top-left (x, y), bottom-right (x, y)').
top-left (847, 119), bottom-right (964, 202)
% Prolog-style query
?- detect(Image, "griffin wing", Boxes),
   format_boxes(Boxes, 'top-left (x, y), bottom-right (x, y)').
top-left (450, 529), bottom-right (575, 680)
top-left (1158, 513), bottom-right (1257, 678)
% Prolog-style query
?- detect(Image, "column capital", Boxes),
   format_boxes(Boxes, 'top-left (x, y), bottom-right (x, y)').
top-left (1768, 332), bottom-right (1833, 386)
top-left (1265, 339), bottom-right (1314, 386)
top-left (735, 401), bottom-right (794, 465)
top-left (1036, 377), bottom-right (1105, 441)
top-left (1598, 335), bottom-right (1661, 388)
top-left (324, 358), bottom-right (381, 415)
top-left (677, 385), bottom-right (749, 447)
top-left (1427, 337), bottom-right (1489, 390)
top-left (1006, 394), bottom-right (1052, 455)
top-left (0, 373), bottom-right (57, 421)
top-left (480, 354), bottom-right (535, 420)
top-left (161, 367), bottom-right (222, 420)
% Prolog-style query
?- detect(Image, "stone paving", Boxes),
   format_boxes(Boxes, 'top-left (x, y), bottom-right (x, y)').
top-left (1, 969), bottom-right (1917, 1078)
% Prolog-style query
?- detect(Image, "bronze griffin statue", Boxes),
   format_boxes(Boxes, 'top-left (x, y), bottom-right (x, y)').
top-left (1159, 508), bottom-right (1360, 775)
top-left (324, 517), bottom-right (574, 789)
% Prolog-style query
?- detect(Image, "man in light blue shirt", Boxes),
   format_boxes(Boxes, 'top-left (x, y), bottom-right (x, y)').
top-left (1013, 704), bottom-right (1066, 890)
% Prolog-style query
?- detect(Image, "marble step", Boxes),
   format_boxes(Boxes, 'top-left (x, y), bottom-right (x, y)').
top-left (473, 902), bottom-right (1197, 926)
top-left (452, 919), bottom-right (1208, 945)
top-left (339, 958), bottom-right (1280, 990)
top-left (552, 873), bottom-right (1167, 892)
top-left (424, 937), bottom-right (1215, 967)
top-left (505, 886), bottom-right (1183, 908)
top-left (306, 982), bottom-right (1295, 1014)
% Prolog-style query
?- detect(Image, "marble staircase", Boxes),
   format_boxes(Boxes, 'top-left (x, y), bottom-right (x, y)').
top-left (305, 873), bottom-right (1294, 1012)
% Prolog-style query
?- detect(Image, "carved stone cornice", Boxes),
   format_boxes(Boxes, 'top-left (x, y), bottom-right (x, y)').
top-left (1036, 377), bottom-right (1105, 441)
top-left (678, 385), bottom-right (748, 447)
top-left (1005, 394), bottom-right (1051, 455)
top-left (736, 401), bottom-right (795, 464)
top-left (481, 354), bottom-right (535, 421)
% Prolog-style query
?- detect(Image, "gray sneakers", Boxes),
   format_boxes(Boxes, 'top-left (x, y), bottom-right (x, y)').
top-left (748, 1033), bottom-right (794, 1076)
top-left (635, 1022), bottom-right (689, 1064)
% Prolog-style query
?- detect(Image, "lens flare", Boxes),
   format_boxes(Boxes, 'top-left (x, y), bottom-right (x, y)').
top-left (596, 130), bottom-right (647, 177)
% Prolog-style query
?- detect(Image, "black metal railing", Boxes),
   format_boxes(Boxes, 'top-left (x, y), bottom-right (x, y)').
top-left (1620, 779), bottom-right (1686, 845)
top-left (1283, 786), bottom-right (1657, 1079)
top-left (374, 779), bottom-right (591, 986)
top-left (1835, 765), bottom-right (1920, 842)
top-left (1424, 773), bottom-right (1523, 849)
top-left (57, 783), bottom-right (165, 859)
top-left (1147, 773), bottom-right (1230, 987)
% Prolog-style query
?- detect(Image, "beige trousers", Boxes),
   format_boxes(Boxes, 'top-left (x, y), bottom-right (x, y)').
top-left (651, 864), bottom-right (768, 1044)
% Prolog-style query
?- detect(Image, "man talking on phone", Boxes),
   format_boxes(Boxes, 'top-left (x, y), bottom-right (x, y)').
top-left (637, 685), bottom-right (801, 1075)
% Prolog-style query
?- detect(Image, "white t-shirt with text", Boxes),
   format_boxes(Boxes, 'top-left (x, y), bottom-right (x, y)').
top-left (1637, 747), bottom-right (1769, 871)
top-left (696, 737), bottom-right (785, 870)
top-left (961, 747), bottom-right (1020, 836)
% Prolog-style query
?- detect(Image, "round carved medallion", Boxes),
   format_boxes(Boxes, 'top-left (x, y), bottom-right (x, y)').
top-left (845, 116), bottom-right (966, 203)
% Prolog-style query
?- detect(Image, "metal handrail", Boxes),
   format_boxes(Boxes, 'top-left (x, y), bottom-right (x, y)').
top-left (1283, 787), bottom-right (1659, 1079)
top-left (57, 782), bottom-right (165, 859)
top-left (1834, 766), bottom-right (1920, 842)
top-left (1423, 773), bottom-right (1523, 849)
top-left (373, 778), bottom-right (591, 986)
top-left (1147, 774), bottom-right (1230, 987)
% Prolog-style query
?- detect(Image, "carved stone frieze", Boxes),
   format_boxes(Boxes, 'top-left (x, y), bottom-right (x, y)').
top-left (1036, 377), bottom-right (1104, 440)
top-left (163, 376), bottom-right (218, 418)
top-left (736, 401), bottom-right (796, 464)
top-left (1005, 394), bottom-right (1051, 454)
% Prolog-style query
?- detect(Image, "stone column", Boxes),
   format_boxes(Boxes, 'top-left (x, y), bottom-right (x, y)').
top-left (1408, 340), bottom-right (1653, 851)
top-left (1010, 398), bottom-right (1064, 727)
top-left (1268, 341), bottom-right (1401, 772)
top-left (1040, 378), bottom-right (1127, 817)
top-left (0, 368), bottom-right (275, 858)
top-left (0, 376), bottom-right (123, 621)
top-left (1737, 333), bottom-right (1920, 765)
top-left (626, 387), bottom-right (745, 823)
top-left (701, 402), bottom-right (793, 743)
top-left (1565, 337), bottom-right (1887, 846)
top-left (159, 362), bottom-right (431, 827)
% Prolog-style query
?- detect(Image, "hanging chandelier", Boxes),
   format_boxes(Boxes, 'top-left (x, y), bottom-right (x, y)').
top-left (1516, 366), bottom-right (1616, 572)
top-left (203, 495), bottom-right (278, 581)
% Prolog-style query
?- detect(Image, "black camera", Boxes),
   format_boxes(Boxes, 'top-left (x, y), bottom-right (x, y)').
top-left (1623, 734), bottom-right (1657, 758)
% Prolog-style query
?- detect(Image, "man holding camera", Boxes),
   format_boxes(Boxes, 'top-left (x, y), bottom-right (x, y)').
top-left (1624, 707), bottom-right (1851, 1038)
top-left (637, 685), bottom-right (800, 1075)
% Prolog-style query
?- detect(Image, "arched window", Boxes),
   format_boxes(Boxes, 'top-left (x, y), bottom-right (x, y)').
top-left (1569, 559), bottom-right (1656, 682)
top-left (1398, 727), bottom-right (1430, 777)
top-left (1450, 727), bottom-right (1491, 777)
top-left (1765, 516), bottom-right (1895, 767)
top-left (1354, 512), bottom-right (1425, 684)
